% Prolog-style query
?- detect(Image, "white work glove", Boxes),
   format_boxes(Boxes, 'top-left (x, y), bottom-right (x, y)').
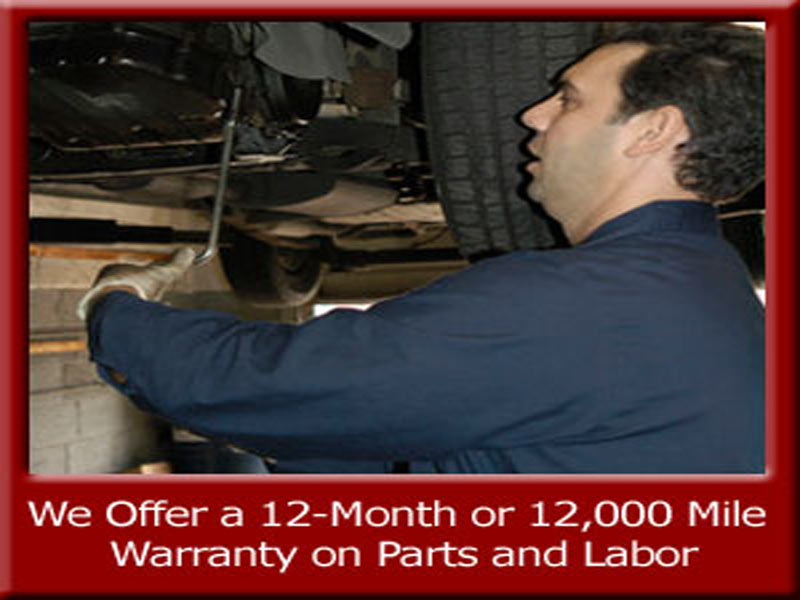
top-left (77, 247), bottom-right (196, 320)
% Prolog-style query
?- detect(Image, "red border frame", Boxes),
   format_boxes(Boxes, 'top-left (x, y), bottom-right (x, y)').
top-left (2, 2), bottom-right (796, 596)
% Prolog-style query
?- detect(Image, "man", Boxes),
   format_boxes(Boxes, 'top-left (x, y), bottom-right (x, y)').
top-left (79, 22), bottom-right (765, 473)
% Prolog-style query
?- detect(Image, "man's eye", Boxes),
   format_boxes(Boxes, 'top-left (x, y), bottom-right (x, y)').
top-left (559, 95), bottom-right (575, 108)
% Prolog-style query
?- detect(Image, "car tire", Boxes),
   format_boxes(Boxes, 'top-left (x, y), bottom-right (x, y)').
top-left (421, 22), bottom-right (597, 258)
top-left (220, 232), bottom-right (324, 307)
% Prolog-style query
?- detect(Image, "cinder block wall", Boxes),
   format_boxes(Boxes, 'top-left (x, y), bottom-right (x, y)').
top-left (29, 289), bottom-right (167, 474)
top-left (28, 195), bottom-right (229, 474)
top-left (29, 193), bottom-right (313, 474)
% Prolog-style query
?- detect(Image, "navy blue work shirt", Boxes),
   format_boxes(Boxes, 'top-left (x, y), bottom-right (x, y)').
top-left (88, 201), bottom-right (765, 473)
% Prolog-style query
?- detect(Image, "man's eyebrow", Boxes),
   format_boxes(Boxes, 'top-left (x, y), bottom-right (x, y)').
top-left (550, 78), bottom-right (580, 95)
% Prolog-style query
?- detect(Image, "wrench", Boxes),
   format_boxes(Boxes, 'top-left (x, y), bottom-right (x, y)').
top-left (194, 86), bottom-right (243, 265)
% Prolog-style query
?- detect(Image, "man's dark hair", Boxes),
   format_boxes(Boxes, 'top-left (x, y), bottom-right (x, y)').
top-left (601, 22), bottom-right (764, 202)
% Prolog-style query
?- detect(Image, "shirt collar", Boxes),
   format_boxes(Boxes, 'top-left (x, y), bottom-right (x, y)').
top-left (582, 200), bottom-right (721, 245)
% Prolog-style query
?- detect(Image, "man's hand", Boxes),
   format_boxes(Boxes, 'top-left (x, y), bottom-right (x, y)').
top-left (77, 247), bottom-right (196, 320)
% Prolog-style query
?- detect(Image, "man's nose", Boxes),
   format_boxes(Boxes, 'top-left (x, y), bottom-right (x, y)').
top-left (521, 96), bottom-right (557, 132)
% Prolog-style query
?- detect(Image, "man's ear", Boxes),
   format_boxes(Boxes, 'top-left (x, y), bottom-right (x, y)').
top-left (623, 105), bottom-right (690, 158)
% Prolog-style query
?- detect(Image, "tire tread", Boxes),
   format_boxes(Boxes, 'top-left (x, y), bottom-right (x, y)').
top-left (422, 22), bottom-right (596, 256)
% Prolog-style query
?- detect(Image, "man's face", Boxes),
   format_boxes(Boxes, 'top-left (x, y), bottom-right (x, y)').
top-left (522, 43), bottom-right (648, 234)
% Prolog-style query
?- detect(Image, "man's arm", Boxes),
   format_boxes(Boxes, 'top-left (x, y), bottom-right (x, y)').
top-left (84, 250), bottom-right (589, 464)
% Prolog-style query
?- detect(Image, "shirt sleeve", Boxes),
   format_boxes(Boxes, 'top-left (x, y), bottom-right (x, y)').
top-left (86, 259), bottom-right (612, 463)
